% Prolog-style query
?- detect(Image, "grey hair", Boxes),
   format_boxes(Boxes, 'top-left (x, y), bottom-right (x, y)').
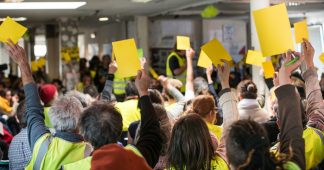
top-left (65, 90), bottom-right (91, 108)
top-left (48, 95), bottom-right (83, 132)
top-left (193, 77), bottom-right (209, 96)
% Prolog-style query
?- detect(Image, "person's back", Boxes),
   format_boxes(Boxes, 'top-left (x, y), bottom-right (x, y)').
top-left (115, 99), bottom-right (140, 131)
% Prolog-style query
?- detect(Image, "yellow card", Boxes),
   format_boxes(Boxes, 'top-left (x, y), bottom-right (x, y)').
top-left (197, 50), bottom-right (212, 68)
top-left (246, 50), bottom-right (265, 66)
top-left (37, 57), bottom-right (46, 68)
top-left (294, 20), bottom-right (309, 43)
top-left (262, 61), bottom-right (275, 78)
top-left (0, 17), bottom-right (27, 44)
top-left (177, 36), bottom-right (190, 50)
top-left (201, 38), bottom-right (232, 66)
top-left (112, 38), bottom-right (141, 78)
top-left (31, 61), bottom-right (39, 72)
top-left (319, 53), bottom-right (324, 64)
top-left (253, 3), bottom-right (294, 57)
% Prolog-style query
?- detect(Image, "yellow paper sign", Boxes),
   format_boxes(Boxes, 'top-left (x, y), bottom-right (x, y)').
top-left (37, 57), bottom-right (46, 68)
top-left (319, 53), bottom-right (324, 64)
top-left (0, 17), bottom-right (27, 44)
top-left (294, 20), bottom-right (309, 43)
top-left (253, 3), bottom-right (294, 57)
top-left (201, 38), bottom-right (232, 66)
top-left (31, 61), bottom-right (39, 72)
top-left (112, 38), bottom-right (141, 78)
top-left (197, 50), bottom-right (212, 68)
top-left (262, 61), bottom-right (275, 78)
top-left (177, 36), bottom-right (190, 50)
top-left (246, 50), bottom-right (265, 66)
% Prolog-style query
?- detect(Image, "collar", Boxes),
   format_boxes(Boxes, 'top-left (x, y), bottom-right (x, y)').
top-left (54, 131), bottom-right (84, 142)
top-left (238, 99), bottom-right (261, 109)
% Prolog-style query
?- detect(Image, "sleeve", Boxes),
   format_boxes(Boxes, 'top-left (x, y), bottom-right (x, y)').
top-left (24, 83), bottom-right (50, 151)
top-left (169, 56), bottom-right (180, 76)
top-left (275, 85), bottom-right (305, 169)
top-left (216, 88), bottom-right (239, 163)
top-left (167, 86), bottom-right (186, 119)
top-left (135, 96), bottom-right (162, 168)
top-left (101, 74), bottom-right (114, 101)
top-left (302, 67), bottom-right (324, 131)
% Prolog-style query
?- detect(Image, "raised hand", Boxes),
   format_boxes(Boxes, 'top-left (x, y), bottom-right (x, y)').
top-left (135, 70), bottom-right (150, 97)
top-left (186, 48), bottom-right (195, 59)
top-left (5, 39), bottom-right (28, 66)
top-left (217, 60), bottom-right (230, 89)
top-left (278, 50), bottom-right (304, 86)
top-left (301, 39), bottom-right (315, 69)
top-left (108, 60), bottom-right (118, 74)
top-left (206, 65), bottom-right (214, 84)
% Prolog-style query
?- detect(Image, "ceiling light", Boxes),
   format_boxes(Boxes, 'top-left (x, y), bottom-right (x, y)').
top-left (131, 0), bottom-right (153, 3)
top-left (98, 17), bottom-right (109, 22)
top-left (90, 33), bottom-right (96, 39)
top-left (0, 17), bottom-right (27, 21)
top-left (0, 2), bottom-right (86, 10)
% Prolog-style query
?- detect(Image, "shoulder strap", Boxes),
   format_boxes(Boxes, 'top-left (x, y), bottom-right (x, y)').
top-left (33, 136), bottom-right (53, 170)
top-left (313, 128), bottom-right (324, 144)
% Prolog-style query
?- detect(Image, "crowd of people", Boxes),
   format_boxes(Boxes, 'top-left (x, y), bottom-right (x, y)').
top-left (0, 38), bottom-right (323, 170)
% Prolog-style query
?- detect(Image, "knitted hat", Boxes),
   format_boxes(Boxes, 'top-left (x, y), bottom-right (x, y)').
top-left (91, 144), bottom-right (152, 170)
top-left (39, 84), bottom-right (57, 105)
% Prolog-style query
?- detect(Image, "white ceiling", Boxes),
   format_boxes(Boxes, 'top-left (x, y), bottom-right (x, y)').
top-left (0, 0), bottom-right (324, 24)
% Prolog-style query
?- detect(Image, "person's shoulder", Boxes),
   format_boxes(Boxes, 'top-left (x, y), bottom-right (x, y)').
top-left (282, 161), bottom-right (301, 170)
top-left (211, 156), bottom-right (229, 170)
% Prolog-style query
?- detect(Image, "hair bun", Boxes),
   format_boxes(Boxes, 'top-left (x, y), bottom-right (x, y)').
top-left (247, 84), bottom-right (255, 92)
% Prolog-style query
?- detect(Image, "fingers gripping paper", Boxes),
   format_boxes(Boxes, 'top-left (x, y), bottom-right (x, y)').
top-left (294, 20), bottom-right (309, 44)
top-left (246, 50), bottom-right (265, 66)
top-left (201, 38), bottom-right (232, 66)
top-left (253, 3), bottom-right (294, 57)
top-left (0, 17), bottom-right (27, 44)
top-left (112, 39), bottom-right (141, 78)
top-left (197, 50), bottom-right (212, 68)
top-left (262, 61), bottom-right (275, 78)
top-left (177, 36), bottom-right (190, 50)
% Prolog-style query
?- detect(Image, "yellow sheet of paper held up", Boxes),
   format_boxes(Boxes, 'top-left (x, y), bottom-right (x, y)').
top-left (262, 61), bottom-right (275, 78)
top-left (246, 50), bottom-right (265, 67)
top-left (253, 3), bottom-right (294, 57)
top-left (177, 36), bottom-right (190, 50)
top-left (201, 38), bottom-right (232, 66)
top-left (319, 53), bottom-right (324, 64)
top-left (197, 50), bottom-right (212, 68)
top-left (0, 17), bottom-right (27, 44)
top-left (294, 20), bottom-right (309, 43)
top-left (112, 38), bottom-right (141, 78)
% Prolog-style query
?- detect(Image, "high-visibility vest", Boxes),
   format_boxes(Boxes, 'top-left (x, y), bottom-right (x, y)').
top-left (62, 145), bottom-right (143, 170)
top-left (25, 133), bottom-right (92, 170)
top-left (115, 99), bottom-right (141, 131)
top-left (206, 122), bottom-right (223, 141)
top-left (271, 127), bottom-right (324, 170)
top-left (43, 107), bottom-right (53, 128)
top-left (113, 77), bottom-right (127, 95)
top-left (166, 52), bottom-right (186, 93)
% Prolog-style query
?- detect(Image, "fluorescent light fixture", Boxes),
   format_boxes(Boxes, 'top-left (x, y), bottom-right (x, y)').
top-left (0, 17), bottom-right (27, 21)
top-left (0, 2), bottom-right (86, 10)
top-left (98, 17), bottom-right (109, 22)
top-left (131, 0), bottom-right (153, 3)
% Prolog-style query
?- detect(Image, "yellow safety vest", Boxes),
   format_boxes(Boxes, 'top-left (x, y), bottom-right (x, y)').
top-left (168, 156), bottom-right (229, 170)
top-left (115, 99), bottom-right (141, 131)
top-left (113, 77), bottom-right (127, 95)
top-left (25, 133), bottom-right (92, 170)
top-left (206, 122), bottom-right (223, 141)
top-left (44, 107), bottom-right (53, 128)
top-left (271, 127), bottom-right (324, 170)
top-left (166, 52), bottom-right (186, 93)
top-left (62, 145), bottom-right (143, 170)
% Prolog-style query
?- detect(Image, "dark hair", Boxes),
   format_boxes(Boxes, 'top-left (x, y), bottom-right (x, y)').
top-left (125, 81), bottom-right (139, 97)
top-left (153, 104), bottom-right (171, 155)
top-left (227, 120), bottom-right (285, 169)
top-left (167, 114), bottom-right (215, 170)
top-left (192, 95), bottom-right (216, 118)
top-left (148, 89), bottom-right (164, 105)
top-left (237, 80), bottom-right (258, 99)
top-left (16, 100), bottom-right (27, 128)
top-left (79, 102), bottom-right (123, 149)
top-left (83, 85), bottom-right (99, 98)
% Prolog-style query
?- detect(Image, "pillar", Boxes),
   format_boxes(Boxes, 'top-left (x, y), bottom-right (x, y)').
top-left (46, 24), bottom-right (61, 80)
top-left (135, 16), bottom-right (150, 71)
